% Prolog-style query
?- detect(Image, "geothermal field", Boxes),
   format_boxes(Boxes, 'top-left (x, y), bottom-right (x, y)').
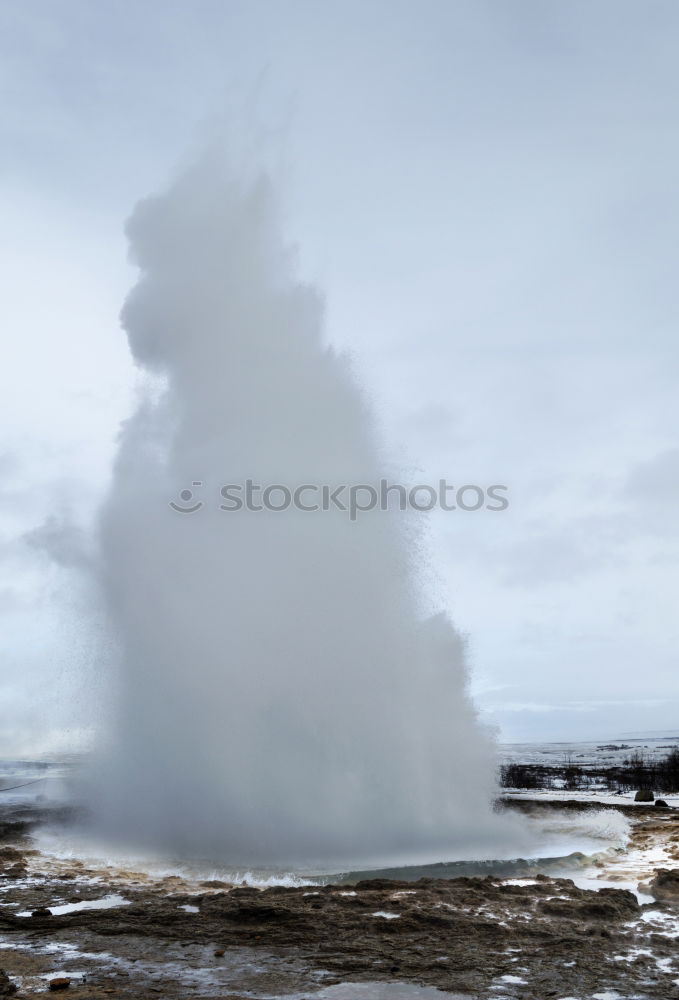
top-left (2, 2), bottom-right (679, 999)
top-left (2, 748), bottom-right (679, 998)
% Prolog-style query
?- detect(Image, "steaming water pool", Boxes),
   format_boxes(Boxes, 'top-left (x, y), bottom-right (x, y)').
top-left (23, 805), bottom-right (631, 896)
top-left (0, 753), bottom-right (641, 915)
top-left (0, 760), bottom-right (634, 890)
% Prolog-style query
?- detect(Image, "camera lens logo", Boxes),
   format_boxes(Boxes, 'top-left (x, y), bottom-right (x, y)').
top-left (169, 482), bottom-right (204, 513)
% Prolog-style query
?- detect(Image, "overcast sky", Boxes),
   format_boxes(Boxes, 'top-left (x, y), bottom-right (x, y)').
top-left (1, 0), bottom-right (678, 750)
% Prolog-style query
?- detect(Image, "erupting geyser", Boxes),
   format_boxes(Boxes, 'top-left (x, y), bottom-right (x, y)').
top-left (97, 149), bottom-right (503, 866)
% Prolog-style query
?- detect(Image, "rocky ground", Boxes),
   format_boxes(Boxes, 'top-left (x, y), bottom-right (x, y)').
top-left (0, 800), bottom-right (678, 999)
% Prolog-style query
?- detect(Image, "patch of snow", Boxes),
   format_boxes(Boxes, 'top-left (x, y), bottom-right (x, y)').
top-left (16, 893), bottom-right (130, 917)
top-left (633, 909), bottom-right (679, 937)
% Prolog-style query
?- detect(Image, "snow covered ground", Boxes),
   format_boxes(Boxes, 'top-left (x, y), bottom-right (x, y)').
top-left (505, 787), bottom-right (679, 807)
top-left (500, 734), bottom-right (679, 769)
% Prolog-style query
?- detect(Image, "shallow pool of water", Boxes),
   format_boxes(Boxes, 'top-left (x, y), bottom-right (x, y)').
top-left (298, 985), bottom-right (470, 1000)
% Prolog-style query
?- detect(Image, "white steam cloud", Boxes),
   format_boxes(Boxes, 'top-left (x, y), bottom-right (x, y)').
top-left (96, 149), bottom-right (505, 867)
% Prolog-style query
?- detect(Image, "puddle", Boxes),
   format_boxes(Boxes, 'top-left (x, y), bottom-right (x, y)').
top-left (17, 894), bottom-right (130, 917)
top-left (0, 935), bottom-right (325, 996)
top-left (300, 985), bottom-right (471, 999)
top-left (370, 911), bottom-right (400, 919)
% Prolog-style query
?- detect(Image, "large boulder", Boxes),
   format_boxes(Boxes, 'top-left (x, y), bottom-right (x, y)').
top-left (634, 789), bottom-right (654, 802)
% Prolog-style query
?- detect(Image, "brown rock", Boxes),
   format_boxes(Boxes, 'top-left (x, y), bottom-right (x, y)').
top-left (646, 868), bottom-right (679, 901)
top-left (0, 848), bottom-right (23, 863)
top-left (0, 970), bottom-right (16, 996)
top-left (48, 979), bottom-right (71, 991)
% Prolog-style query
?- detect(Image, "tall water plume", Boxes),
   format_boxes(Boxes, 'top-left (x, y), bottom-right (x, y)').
top-left (97, 149), bottom-right (503, 866)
